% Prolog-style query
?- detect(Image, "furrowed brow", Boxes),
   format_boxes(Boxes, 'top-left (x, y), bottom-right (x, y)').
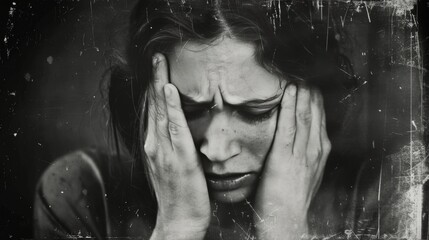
top-left (231, 93), bottom-right (283, 108)
top-left (179, 91), bottom-right (283, 108)
top-left (179, 93), bottom-right (212, 107)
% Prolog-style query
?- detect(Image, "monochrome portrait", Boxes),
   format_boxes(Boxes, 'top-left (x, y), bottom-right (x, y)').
top-left (1, 0), bottom-right (428, 239)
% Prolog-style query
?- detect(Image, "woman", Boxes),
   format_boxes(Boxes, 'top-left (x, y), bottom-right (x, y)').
top-left (34, 0), bottom-right (358, 239)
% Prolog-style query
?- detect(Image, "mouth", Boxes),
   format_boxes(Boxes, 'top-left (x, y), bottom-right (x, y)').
top-left (205, 172), bottom-right (257, 191)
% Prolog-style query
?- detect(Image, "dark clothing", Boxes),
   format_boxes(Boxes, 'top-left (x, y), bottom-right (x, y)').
top-left (34, 149), bottom-right (156, 239)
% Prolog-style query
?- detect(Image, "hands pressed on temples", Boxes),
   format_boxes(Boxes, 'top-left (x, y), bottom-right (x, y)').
top-left (145, 53), bottom-right (331, 240)
top-left (144, 54), bottom-right (211, 240)
top-left (254, 84), bottom-right (331, 240)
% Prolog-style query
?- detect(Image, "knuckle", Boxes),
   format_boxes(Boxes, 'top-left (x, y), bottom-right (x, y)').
top-left (156, 111), bottom-right (165, 122)
top-left (323, 139), bottom-right (332, 153)
top-left (157, 129), bottom-right (170, 139)
top-left (168, 121), bottom-right (180, 135)
top-left (168, 120), bottom-right (187, 135)
top-left (308, 147), bottom-right (322, 160)
top-left (144, 142), bottom-right (157, 159)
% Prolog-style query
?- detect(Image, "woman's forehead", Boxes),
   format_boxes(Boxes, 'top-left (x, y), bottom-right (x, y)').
top-left (168, 38), bottom-right (285, 104)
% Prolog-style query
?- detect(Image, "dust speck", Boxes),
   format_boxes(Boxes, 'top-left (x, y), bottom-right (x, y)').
top-left (24, 73), bottom-right (32, 82)
top-left (47, 56), bottom-right (54, 64)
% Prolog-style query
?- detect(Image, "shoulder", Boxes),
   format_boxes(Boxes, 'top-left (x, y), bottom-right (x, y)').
top-left (36, 150), bottom-right (106, 202)
top-left (39, 149), bottom-right (102, 183)
top-left (34, 149), bottom-right (157, 238)
top-left (34, 149), bottom-right (111, 238)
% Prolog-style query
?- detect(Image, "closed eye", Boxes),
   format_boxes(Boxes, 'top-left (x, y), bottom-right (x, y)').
top-left (235, 107), bottom-right (278, 124)
top-left (183, 105), bottom-right (209, 120)
top-left (182, 104), bottom-right (279, 123)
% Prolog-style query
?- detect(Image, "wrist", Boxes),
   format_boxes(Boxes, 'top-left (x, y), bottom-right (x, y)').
top-left (151, 220), bottom-right (208, 240)
top-left (255, 210), bottom-right (308, 240)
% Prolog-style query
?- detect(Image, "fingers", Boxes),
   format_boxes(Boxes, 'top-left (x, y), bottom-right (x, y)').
top-left (273, 83), bottom-right (297, 153)
top-left (319, 110), bottom-right (331, 169)
top-left (313, 110), bottom-right (330, 197)
top-left (145, 53), bottom-right (197, 166)
top-left (307, 89), bottom-right (323, 164)
top-left (152, 53), bottom-right (170, 138)
top-left (164, 84), bottom-right (196, 157)
top-left (144, 53), bottom-right (171, 157)
top-left (293, 84), bottom-right (312, 158)
top-left (274, 83), bottom-right (329, 164)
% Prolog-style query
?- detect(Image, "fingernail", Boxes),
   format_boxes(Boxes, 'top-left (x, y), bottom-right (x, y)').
top-left (287, 84), bottom-right (296, 96)
top-left (152, 55), bottom-right (159, 67)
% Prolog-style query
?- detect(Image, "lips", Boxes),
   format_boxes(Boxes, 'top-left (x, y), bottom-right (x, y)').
top-left (205, 172), bottom-right (257, 191)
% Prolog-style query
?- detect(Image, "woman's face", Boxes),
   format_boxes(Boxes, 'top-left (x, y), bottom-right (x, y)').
top-left (168, 37), bottom-right (287, 203)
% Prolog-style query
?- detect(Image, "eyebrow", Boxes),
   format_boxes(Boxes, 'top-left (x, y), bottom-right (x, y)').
top-left (179, 91), bottom-right (283, 108)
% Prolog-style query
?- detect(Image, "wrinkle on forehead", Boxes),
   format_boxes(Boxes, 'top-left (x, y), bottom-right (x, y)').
top-left (168, 37), bottom-right (284, 103)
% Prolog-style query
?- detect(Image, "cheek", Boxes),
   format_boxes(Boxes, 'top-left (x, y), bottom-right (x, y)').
top-left (239, 113), bottom-right (278, 162)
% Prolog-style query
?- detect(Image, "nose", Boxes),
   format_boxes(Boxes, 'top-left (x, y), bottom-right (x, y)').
top-left (199, 112), bottom-right (241, 162)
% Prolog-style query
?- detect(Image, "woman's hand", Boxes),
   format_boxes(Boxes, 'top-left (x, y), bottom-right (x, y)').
top-left (254, 84), bottom-right (331, 240)
top-left (145, 54), bottom-right (211, 240)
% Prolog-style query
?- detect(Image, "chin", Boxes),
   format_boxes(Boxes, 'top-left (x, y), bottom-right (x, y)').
top-left (209, 185), bottom-right (254, 203)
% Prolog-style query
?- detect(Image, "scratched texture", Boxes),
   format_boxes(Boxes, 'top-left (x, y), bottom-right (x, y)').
top-left (0, 0), bottom-right (428, 239)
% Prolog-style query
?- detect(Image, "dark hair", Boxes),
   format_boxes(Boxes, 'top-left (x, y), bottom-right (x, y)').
top-left (107, 0), bottom-right (359, 179)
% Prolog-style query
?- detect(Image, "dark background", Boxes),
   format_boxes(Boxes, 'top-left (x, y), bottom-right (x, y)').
top-left (0, 0), bottom-right (135, 238)
top-left (1, 0), bottom-right (428, 239)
